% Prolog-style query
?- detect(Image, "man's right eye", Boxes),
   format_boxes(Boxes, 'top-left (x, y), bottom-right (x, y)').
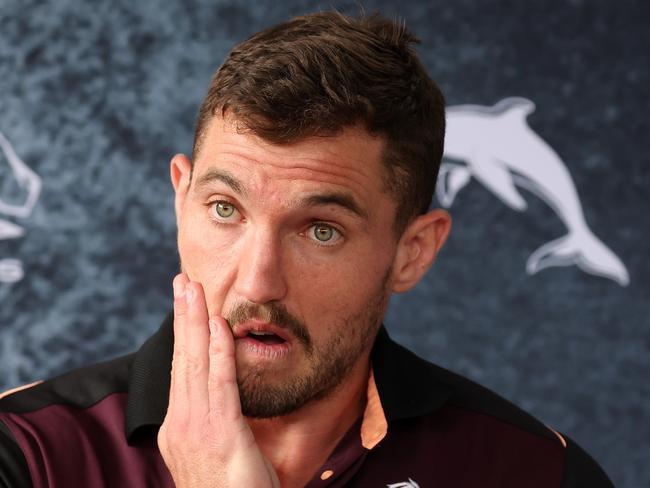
top-left (208, 200), bottom-right (240, 222)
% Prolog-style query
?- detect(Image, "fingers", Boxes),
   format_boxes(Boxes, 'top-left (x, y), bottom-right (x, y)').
top-left (169, 274), bottom-right (242, 420)
top-left (169, 273), bottom-right (190, 415)
top-left (208, 316), bottom-right (242, 422)
top-left (185, 280), bottom-right (212, 415)
top-left (171, 273), bottom-right (210, 418)
top-left (162, 275), bottom-right (278, 487)
top-left (170, 273), bottom-right (243, 426)
top-left (171, 273), bottom-right (190, 356)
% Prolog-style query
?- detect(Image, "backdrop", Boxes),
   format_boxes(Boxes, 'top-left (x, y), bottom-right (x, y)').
top-left (1, 1), bottom-right (648, 486)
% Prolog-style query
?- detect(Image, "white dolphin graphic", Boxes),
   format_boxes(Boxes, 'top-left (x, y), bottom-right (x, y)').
top-left (0, 130), bottom-right (42, 283)
top-left (437, 97), bottom-right (629, 286)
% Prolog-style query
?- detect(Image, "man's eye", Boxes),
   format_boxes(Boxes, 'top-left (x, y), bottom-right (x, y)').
top-left (309, 224), bottom-right (342, 246)
top-left (209, 201), bottom-right (239, 221)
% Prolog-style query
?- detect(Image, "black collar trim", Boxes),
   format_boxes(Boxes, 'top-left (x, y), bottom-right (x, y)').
top-left (126, 314), bottom-right (452, 443)
top-left (371, 326), bottom-right (452, 421)
top-left (125, 313), bottom-right (174, 443)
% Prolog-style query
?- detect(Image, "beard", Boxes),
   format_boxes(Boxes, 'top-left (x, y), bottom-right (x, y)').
top-left (225, 271), bottom-right (391, 418)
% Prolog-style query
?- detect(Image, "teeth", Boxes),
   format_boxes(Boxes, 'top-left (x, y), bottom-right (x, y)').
top-left (249, 330), bottom-right (275, 336)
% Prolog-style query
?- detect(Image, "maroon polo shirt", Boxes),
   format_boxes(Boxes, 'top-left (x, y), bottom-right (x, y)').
top-left (0, 314), bottom-right (614, 487)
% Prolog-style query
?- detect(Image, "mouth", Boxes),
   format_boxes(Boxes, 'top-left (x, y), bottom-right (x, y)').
top-left (243, 329), bottom-right (287, 345)
top-left (232, 321), bottom-right (291, 358)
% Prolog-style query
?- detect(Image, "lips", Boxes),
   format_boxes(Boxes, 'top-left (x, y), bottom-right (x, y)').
top-left (232, 320), bottom-right (291, 346)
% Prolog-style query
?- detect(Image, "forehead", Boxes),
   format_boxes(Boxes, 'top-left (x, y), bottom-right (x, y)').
top-left (192, 117), bottom-right (388, 211)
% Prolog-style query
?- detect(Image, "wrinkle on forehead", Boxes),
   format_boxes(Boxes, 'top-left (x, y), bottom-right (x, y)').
top-left (193, 117), bottom-right (388, 213)
top-left (202, 116), bottom-right (383, 173)
top-left (223, 156), bottom-right (373, 196)
top-left (213, 142), bottom-right (380, 187)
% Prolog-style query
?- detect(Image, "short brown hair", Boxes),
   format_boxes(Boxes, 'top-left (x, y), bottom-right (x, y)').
top-left (193, 11), bottom-right (445, 234)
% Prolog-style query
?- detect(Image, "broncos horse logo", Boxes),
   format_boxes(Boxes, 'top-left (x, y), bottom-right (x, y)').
top-left (0, 130), bottom-right (41, 283)
top-left (438, 97), bottom-right (629, 286)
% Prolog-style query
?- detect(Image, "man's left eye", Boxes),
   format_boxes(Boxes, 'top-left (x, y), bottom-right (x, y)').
top-left (309, 224), bottom-right (342, 245)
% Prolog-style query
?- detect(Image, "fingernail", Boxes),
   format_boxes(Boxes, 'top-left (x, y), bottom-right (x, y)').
top-left (173, 278), bottom-right (185, 298)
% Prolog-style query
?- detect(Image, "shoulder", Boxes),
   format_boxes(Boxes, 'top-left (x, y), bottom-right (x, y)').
top-left (0, 352), bottom-right (136, 459)
top-left (560, 433), bottom-right (615, 488)
top-left (372, 330), bottom-right (615, 487)
top-left (374, 330), bottom-right (557, 441)
top-left (0, 352), bottom-right (134, 415)
top-left (433, 364), bottom-right (614, 487)
top-left (0, 352), bottom-right (135, 449)
top-left (0, 353), bottom-right (136, 487)
top-left (0, 420), bottom-right (31, 488)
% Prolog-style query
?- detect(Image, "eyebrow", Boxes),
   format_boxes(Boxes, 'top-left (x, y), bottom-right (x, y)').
top-left (301, 192), bottom-right (368, 220)
top-left (194, 169), bottom-right (246, 195)
top-left (193, 167), bottom-right (367, 220)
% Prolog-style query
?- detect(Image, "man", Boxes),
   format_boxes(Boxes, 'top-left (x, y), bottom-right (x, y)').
top-left (0, 11), bottom-right (613, 488)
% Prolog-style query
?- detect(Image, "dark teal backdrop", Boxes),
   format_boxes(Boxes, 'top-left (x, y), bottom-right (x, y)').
top-left (0, 1), bottom-right (647, 486)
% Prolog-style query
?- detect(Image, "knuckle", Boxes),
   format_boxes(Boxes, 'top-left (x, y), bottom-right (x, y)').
top-left (157, 427), bottom-right (169, 452)
top-left (208, 376), bottom-right (237, 391)
top-left (173, 348), bottom-right (205, 376)
top-left (208, 337), bottom-right (220, 355)
top-left (208, 340), bottom-right (223, 356)
top-left (185, 355), bottom-right (205, 376)
top-left (208, 340), bottom-right (234, 361)
top-left (163, 414), bottom-right (191, 438)
top-left (174, 301), bottom-right (187, 317)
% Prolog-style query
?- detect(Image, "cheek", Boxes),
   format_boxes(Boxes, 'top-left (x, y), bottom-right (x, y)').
top-left (293, 248), bottom-right (391, 332)
top-left (177, 213), bottom-right (240, 313)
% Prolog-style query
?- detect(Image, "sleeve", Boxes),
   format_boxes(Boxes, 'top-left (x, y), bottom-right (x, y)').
top-left (560, 433), bottom-right (615, 488)
top-left (0, 420), bottom-right (32, 488)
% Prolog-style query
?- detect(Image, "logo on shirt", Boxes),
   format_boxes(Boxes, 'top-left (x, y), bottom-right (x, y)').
top-left (387, 478), bottom-right (420, 488)
top-left (438, 97), bottom-right (629, 286)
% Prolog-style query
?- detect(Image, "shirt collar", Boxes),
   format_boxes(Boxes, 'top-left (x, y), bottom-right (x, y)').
top-left (125, 313), bottom-right (452, 443)
top-left (370, 326), bottom-right (452, 421)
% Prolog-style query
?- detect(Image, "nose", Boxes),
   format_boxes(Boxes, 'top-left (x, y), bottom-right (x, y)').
top-left (233, 226), bottom-right (288, 304)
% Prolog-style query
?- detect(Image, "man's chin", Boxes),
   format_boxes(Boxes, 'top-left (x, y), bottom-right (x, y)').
top-left (236, 368), bottom-right (334, 419)
top-left (238, 383), bottom-right (312, 419)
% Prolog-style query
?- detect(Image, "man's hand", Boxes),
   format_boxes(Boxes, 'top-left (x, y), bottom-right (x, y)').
top-left (158, 273), bottom-right (280, 488)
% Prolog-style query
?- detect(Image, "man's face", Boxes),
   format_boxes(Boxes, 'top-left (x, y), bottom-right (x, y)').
top-left (173, 116), bottom-right (400, 417)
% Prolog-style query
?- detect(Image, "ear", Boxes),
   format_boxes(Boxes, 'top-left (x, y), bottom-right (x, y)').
top-left (390, 209), bottom-right (451, 293)
top-left (170, 153), bottom-right (192, 225)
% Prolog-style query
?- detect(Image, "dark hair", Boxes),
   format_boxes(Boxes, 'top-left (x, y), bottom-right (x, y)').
top-left (193, 11), bottom-right (445, 234)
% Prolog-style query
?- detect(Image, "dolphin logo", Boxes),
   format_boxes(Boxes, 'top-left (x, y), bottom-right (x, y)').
top-left (437, 97), bottom-right (629, 286)
top-left (0, 130), bottom-right (41, 283)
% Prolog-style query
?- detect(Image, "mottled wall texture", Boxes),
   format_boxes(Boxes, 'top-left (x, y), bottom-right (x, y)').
top-left (0, 0), bottom-right (647, 486)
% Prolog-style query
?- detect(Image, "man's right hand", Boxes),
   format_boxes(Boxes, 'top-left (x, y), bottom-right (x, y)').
top-left (157, 273), bottom-right (281, 488)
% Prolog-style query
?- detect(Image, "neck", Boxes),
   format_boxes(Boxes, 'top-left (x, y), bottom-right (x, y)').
top-left (247, 355), bottom-right (370, 488)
